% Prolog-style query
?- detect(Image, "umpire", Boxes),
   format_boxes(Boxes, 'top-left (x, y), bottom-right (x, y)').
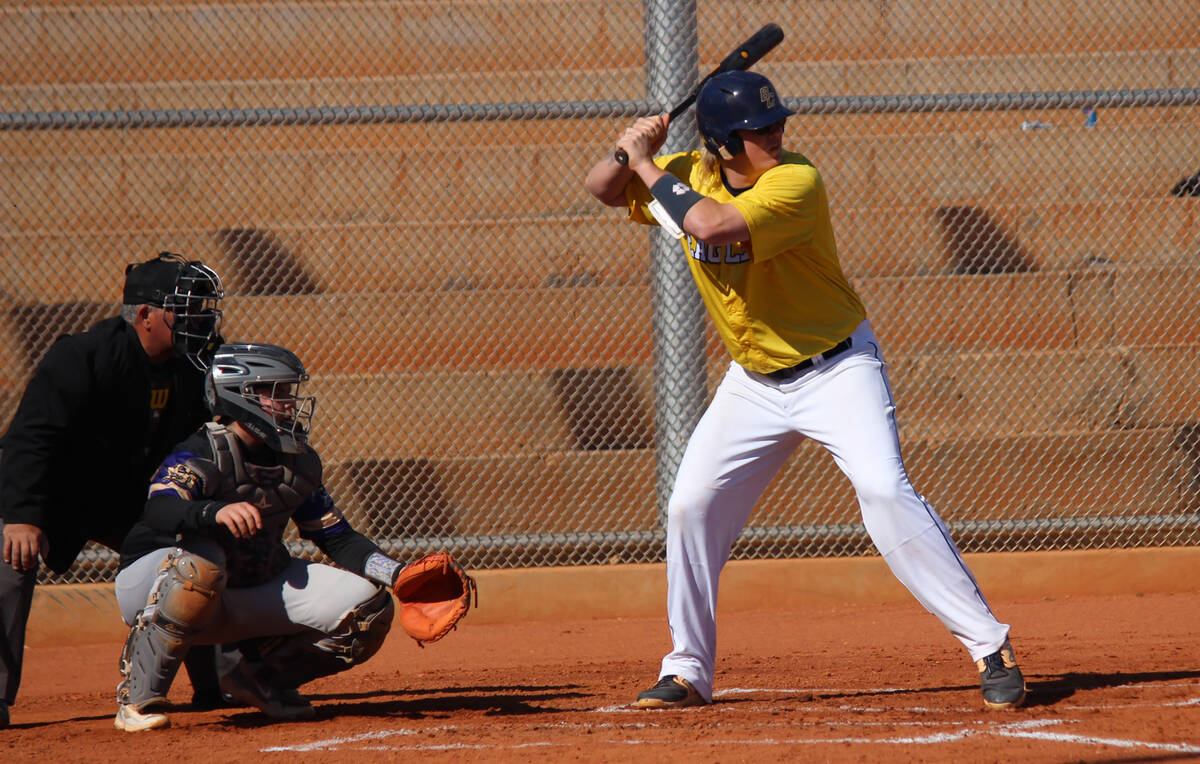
top-left (0, 253), bottom-right (224, 727)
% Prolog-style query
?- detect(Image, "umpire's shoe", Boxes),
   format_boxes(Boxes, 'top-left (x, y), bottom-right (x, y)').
top-left (114, 703), bottom-right (170, 732)
top-left (977, 641), bottom-right (1026, 710)
top-left (635, 675), bottom-right (710, 709)
top-left (220, 660), bottom-right (316, 721)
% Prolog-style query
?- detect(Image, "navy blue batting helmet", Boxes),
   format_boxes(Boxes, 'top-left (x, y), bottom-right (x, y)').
top-left (696, 70), bottom-right (795, 159)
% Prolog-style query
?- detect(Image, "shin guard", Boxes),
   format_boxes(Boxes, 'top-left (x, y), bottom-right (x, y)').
top-left (117, 549), bottom-right (226, 710)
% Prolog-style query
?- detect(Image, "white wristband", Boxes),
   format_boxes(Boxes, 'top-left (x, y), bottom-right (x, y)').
top-left (364, 552), bottom-right (403, 586)
top-left (647, 198), bottom-right (686, 239)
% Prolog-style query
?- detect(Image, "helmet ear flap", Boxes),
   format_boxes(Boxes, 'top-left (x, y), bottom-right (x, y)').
top-left (720, 133), bottom-right (744, 159)
top-left (701, 130), bottom-right (743, 160)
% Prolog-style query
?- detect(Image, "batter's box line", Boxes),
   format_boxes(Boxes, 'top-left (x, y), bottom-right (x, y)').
top-left (261, 726), bottom-right (454, 752)
top-left (592, 686), bottom-right (910, 714)
top-left (716, 686), bottom-right (906, 696)
top-left (271, 720), bottom-right (1200, 755)
top-left (996, 719), bottom-right (1200, 755)
top-left (591, 702), bottom-right (979, 714)
top-left (752, 718), bottom-right (975, 729)
top-left (541, 720), bottom-right (660, 730)
top-left (593, 722), bottom-right (1200, 753)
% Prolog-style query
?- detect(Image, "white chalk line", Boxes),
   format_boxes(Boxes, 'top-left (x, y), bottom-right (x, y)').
top-left (261, 726), bottom-right (448, 752)
top-left (588, 721), bottom-right (1200, 752)
top-left (265, 719), bottom-right (1200, 755)
top-left (1053, 695), bottom-right (1200, 712)
top-left (262, 684), bottom-right (1200, 754)
top-left (994, 720), bottom-right (1200, 753)
top-left (265, 721), bottom-right (1200, 754)
top-left (716, 686), bottom-right (904, 696)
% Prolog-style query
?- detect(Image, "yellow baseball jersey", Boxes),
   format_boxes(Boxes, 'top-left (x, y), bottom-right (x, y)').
top-left (625, 150), bottom-right (866, 374)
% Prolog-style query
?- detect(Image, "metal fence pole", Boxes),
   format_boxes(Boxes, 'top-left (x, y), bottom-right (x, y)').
top-left (642, 0), bottom-right (708, 526)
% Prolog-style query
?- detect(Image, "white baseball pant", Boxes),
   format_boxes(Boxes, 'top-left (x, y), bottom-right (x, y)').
top-left (658, 320), bottom-right (1011, 702)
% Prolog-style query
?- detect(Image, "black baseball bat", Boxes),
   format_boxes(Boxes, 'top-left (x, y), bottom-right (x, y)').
top-left (613, 23), bottom-right (785, 165)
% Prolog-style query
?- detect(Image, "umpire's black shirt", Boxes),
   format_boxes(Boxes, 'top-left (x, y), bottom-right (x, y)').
top-left (0, 317), bottom-right (209, 572)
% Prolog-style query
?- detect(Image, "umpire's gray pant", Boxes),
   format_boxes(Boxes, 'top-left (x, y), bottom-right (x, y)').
top-left (0, 548), bottom-right (36, 706)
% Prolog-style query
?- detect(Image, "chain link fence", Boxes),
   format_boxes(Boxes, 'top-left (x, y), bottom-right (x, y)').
top-left (2, 0), bottom-right (1198, 584)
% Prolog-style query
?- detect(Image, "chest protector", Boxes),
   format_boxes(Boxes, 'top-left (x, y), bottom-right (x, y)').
top-left (199, 422), bottom-right (322, 587)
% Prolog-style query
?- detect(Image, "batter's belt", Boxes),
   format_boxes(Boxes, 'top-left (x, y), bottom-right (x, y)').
top-left (766, 337), bottom-right (853, 381)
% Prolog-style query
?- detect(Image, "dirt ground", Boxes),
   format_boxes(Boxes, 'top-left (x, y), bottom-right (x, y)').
top-left (3, 590), bottom-right (1198, 762)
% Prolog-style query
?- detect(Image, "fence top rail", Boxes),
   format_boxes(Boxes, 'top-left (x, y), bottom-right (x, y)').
top-left (3, 89), bottom-right (1198, 131)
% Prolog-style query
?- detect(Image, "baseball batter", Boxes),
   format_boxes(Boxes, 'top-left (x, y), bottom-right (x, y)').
top-left (113, 343), bottom-right (409, 731)
top-left (583, 70), bottom-right (1026, 710)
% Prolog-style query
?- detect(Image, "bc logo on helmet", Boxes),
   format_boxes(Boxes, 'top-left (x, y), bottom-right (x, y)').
top-left (759, 86), bottom-right (776, 109)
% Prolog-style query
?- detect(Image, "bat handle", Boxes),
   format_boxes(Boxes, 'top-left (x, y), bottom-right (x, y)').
top-left (615, 106), bottom-right (681, 166)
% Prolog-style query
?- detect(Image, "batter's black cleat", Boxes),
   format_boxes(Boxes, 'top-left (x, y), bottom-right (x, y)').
top-left (635, 675), bottom-right (710, 709)
top-left (977, 641), bottom-right (1026, 710)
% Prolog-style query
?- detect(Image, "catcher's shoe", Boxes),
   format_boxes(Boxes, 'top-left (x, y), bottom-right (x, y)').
top-left (114, 703), bottom-right (170, 732)
top-left (190, 689), bottom-right (237, 710)
top-left (977, 641), bottom-right (1027, 710)
top-left (635, 675), bottom-right (710, 709)
top-left (220, 661), bottom-right (315, 721)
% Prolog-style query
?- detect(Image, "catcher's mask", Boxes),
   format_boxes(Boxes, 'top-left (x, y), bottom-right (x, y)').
top-left (696, 70), bottom-right (795, 160)
top-left (204, 342), bottom-right (315, 454)
top-left (124, 252), bottom-right (225, 370)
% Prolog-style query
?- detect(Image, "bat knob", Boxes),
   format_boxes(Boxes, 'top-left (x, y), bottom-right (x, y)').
top-left (613, 148), bottom-right (629, 166)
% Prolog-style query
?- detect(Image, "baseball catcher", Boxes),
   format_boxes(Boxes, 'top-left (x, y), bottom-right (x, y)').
top-left (111, 342), bottom-right (475, 732)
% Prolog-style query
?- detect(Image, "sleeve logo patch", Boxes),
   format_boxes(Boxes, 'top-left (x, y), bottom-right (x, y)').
top-left (165, 464), bottom-right (200, 492)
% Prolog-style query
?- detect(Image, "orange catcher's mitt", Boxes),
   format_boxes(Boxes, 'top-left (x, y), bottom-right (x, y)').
top-left (390, 552), bottom-right (477, 646)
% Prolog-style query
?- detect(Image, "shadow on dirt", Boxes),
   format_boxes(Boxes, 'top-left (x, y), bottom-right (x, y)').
top-left (220, 683), bottom-right (591, 725)
top-left (1022, 669), bottom-right (1200, 708)
top-left (807, 669), bottom-right (1200, 710)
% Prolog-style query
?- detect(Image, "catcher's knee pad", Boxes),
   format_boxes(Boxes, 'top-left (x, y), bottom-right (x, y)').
top-left (117, 549), bottom-right (227, 710)
top-left (258, 587), bottom-right (394, 689)
top-left (155, 547), bottom-right (227, 627)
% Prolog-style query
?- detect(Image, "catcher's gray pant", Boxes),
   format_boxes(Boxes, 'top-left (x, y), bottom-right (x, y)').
top-left (116, 539), bottom-right (383, 647)
top-left (658, 320), bottom-right (1011, 702)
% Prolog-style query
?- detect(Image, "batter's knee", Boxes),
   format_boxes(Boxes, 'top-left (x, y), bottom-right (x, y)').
top-left (666, 487), bottom-right (722, 531)
top-left (850, 473), bottom-right (910, 511)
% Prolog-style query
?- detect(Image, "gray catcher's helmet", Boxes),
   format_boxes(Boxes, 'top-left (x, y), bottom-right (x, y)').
top-left (204, 342), bottom-right (315, 453)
